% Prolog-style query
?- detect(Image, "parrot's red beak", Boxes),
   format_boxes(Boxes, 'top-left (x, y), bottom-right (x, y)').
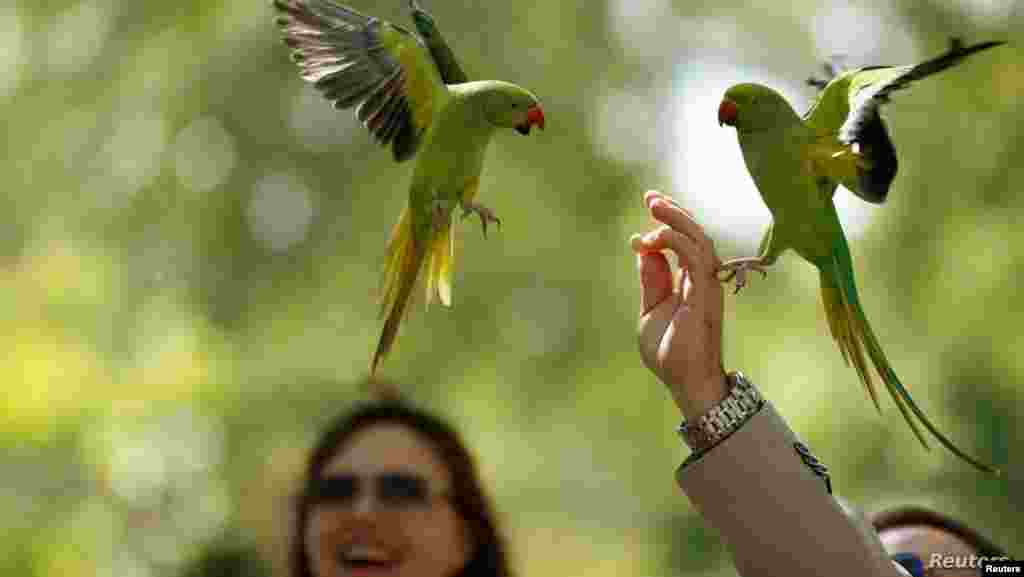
top-left (516, 105), bottom-right (545, 135)
top-left (718, 99), bottom-right (738, 127)
top-left (528, 105), bottom-right (545, 130)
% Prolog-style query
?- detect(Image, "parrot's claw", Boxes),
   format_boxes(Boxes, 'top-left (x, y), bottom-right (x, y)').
top-left (716, 257), bottom-right (770, 294)
top-left (460, 202), bottom-right (501, 238)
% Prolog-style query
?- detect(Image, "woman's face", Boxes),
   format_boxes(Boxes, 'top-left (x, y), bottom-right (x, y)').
top-left (305, 423), bottom-right (472, 577)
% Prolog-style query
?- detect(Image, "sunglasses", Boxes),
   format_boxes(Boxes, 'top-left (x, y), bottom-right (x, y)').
top-left (892, 553), bottom-right (926, 577)
top-left (307, 472), bottom-right (448, 510)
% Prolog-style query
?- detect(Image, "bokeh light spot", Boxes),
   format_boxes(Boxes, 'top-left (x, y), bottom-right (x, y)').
top-left (44, 0), bottom-right (112, 76)
top-left (247, 173), bottom-right (316, 253)
top-left (172, 116), bottom-right (238, 194)
top-left (87, 111), bottom-right (168, 209)
top-left (289, 86), bottom-right (357, 154)
top-left (0, 5), bottom-right (26, 98)
top-left (590, 85), bottom-right (666, 166)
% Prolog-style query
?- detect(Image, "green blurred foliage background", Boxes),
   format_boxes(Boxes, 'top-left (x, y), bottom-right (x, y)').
top-left (1, 0), bottom-right (1021, 575)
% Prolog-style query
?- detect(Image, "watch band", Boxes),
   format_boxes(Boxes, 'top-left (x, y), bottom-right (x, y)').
top-left (676, 371), bottom-right (764, 454)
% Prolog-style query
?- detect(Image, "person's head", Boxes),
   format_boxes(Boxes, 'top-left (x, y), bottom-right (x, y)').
top-left (870, 506), bottom-right (1007, 577)
top-left (290, 398), bottom-right (513, 577)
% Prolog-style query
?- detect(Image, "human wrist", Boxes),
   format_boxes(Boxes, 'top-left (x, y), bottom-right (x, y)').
top-left (672, 370), bottom-right (730, 421)
top-left (676, 371), bottom-right (764, 456)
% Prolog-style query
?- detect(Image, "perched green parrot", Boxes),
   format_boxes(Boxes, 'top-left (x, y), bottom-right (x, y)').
top-left (273, 0), bottom-right (545, 374)
top-left (716, 38), bottom-right (1004, 474)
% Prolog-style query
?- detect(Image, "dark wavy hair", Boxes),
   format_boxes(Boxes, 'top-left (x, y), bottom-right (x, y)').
top-left (869, 505), bottom-right (1007, 557)
top-left (290, 398), bottom-right (514, 577)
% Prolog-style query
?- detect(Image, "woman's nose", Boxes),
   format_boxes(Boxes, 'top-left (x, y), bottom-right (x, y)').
top-left (350, 489), bottom-right (379, 516)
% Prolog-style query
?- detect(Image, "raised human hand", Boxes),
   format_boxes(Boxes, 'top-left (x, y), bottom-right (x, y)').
top-left (631, 190), bottom-right (728, 420)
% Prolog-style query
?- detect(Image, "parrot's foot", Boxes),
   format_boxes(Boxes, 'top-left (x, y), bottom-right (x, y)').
top-left (461, 201), bottom-right (501, 238)
top-left (717, 257), bottom-right (770, 294)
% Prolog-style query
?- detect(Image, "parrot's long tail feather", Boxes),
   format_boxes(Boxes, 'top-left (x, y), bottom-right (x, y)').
top-left (373, 207), bottom-right (422, 375)
top-left (371, 205), bottom-right (453, 375)
top-left (424, 218), bottom-right (454, 308)
top-left (819, 260), bottom-right (1000, 475)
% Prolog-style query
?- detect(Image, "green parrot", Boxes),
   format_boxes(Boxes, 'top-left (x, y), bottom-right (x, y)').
top-left (273, 0), bottom-right (545, 375)
top-left (716, 38), bottom-right (1004, 474)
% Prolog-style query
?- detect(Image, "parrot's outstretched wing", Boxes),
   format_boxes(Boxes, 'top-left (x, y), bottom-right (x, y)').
top-left (832, 39), bottom-right (1005, 144)
top-left (408, 0), bottom-right (469, 84)
top-left (274, 0), bottom-right (447, 162)
top-left (805, 38), bottom-right (1005, 204)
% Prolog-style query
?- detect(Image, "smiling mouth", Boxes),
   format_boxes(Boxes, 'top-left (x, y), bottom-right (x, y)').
top-left (339, 546), bottom-right (399, 575)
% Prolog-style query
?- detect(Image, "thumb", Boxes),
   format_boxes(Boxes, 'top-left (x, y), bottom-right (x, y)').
top-left (632, 235), bottom-right (673, 316)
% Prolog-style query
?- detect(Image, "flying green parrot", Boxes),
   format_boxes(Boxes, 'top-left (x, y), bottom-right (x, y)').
top-left (716, 38), bottom-right (1004, 474)
top-left (273, 0), bottom-right (545, 375)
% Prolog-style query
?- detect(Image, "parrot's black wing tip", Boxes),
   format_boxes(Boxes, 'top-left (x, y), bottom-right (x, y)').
top-left (806, 77), bottom-right (829, 90)
top-left (948, 36), bottom-right (1006, 49)
top-left (946, 37), bottom-right (1007, 57)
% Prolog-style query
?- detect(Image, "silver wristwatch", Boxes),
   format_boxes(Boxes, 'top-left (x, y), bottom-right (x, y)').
top-left (676, 371), bottom-right (764, 454)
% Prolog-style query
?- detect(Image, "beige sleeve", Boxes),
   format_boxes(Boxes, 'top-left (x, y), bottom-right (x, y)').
top-left (676, 402), bottom-right (904, 577)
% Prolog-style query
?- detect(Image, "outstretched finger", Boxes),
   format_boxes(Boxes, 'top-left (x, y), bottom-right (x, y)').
top-left (633, 225), bottom-right (712, 286)
top-left (633, 226), bottom-right (710, 312)
top-left (631, 234), bottom-right (673, 316)
top-left (647, 198), bottom-right (718, 269)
